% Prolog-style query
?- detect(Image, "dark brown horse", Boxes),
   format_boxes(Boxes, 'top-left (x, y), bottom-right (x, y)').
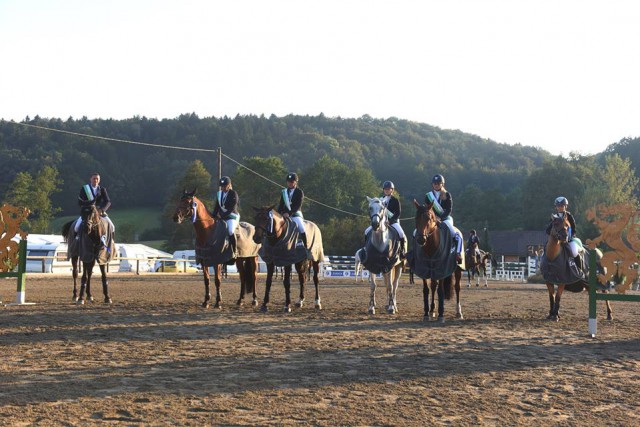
top-left (173, 190), bottom-right (258, 309)
top-left (544, 213), bottom-right (612, 321)
top-left (253, 206), bottom-right (322, 313)
top-left (413, 199), bottom-right (463, 323)
top-left (61, 205), bottom-right (112, 304)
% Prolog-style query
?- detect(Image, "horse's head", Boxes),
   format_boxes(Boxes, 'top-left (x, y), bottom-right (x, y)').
top-left (367, 196), bottom-right (388, 232)
top-left (550, 212), bottom-right (570, 243)
top-left (252, 205), bottom-right (278, 244)
top-left (83, 205), bottom-right (103, 240)
top-left (173, 188), bottom-right (197, 224)
top-left (413, 199), bottom-right (438, 247)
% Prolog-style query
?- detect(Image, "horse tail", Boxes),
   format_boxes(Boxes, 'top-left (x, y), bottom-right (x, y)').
top-left (443, 275), bottom-right (453, 300)
top-left (61, 220), bottom-right (74, 243)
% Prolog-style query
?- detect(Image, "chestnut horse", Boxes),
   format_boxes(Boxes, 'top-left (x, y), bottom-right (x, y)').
top-left (173, 190), bottom-right (258, 309)
top-left (413, 199), bottom-right (464, 323)
top-left (545, 213), bottom-right (612, 321)
top-left (61, 205), bottom-right (112, 304)
top-left (466, 249), bottom-right (491, 288)
top-left (252, 206), bottom-right (322, 313)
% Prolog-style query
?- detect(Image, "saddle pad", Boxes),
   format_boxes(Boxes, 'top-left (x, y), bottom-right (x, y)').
top-left (540, 245), bottom-right (588, 286)
top-left (196, 221), bottom-right (261, 266)
top-left (259, 219), bottom-right (324, 267)
top-left (413, 222), bottom-right (459, 280)
top-left (362, 227), bottom-right (402, 275)
top-left (78, 217), bottom-right (116, 265)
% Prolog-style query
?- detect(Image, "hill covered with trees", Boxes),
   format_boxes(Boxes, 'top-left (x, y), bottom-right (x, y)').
top-left (1, 114), bottom-right (637, 253)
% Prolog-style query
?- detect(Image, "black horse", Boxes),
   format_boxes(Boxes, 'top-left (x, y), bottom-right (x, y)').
top-left (62, 205), bottom-right (114, 304)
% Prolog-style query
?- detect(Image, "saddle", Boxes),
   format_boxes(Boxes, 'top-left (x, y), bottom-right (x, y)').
top-left (361, 228), bottom-right (402, 275)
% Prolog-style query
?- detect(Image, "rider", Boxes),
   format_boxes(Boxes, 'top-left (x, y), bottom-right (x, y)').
top-left (278, 172), bottom-right (311, 259)
top-left (466, 229), bottom-right (481, 263)
top-left (546, 196), bottom-right (580, 261)
top-left (364, 180), bottom-right (407, 259)
top-left (212, 176), bottom-right (240, 258)
top-left (425, 174), bottom-right (463, 263)
top-left (75, 172), bottom-right (115, 233)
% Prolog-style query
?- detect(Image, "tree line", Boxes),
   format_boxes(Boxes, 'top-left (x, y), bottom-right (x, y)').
top-left (1, 115), bottom-right (638, 254)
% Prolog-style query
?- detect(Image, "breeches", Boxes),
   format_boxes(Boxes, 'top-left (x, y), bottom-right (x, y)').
top-left (291, 216), bottom-right (305, 233)
top-left (226, 217), bottom-right (239, 235)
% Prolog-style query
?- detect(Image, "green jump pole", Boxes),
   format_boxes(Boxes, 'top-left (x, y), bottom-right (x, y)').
top-left (588, 249), bottom-right (598, 337)
top-left (9, 239), bottom-right (34, 305)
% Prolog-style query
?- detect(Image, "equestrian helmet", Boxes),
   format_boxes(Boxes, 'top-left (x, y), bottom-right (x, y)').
top-left (432, 174), bottom-right (445, 185)
top-left (555, 196), bottom-right (568, 206)
top-left (219, 176), bottom-right (231, 186)
top-left (470, 229), bottom-right (476, 234)
top-left (286, 172), bottom-right (298, 182)
top-left (382, 180), bottom-right (394, 190)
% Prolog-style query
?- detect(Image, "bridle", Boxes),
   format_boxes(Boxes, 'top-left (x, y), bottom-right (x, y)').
top-left (369, 200), bottom-right (388, 231)
top-left (414, 204), bottom-right (437, 246)
top-left (550, 213), bottom-right (569, 242)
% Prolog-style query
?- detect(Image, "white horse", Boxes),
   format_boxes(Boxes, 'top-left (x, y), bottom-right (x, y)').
top-left (365, 196), bottom-right (404, 314)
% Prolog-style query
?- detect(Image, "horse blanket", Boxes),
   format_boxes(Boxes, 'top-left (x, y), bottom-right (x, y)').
top-left (361, 227), bottom-right (402, 275)
top-left (540, 245), bottom-right (589, 289)
top-left (195, 221), bottom-right (261, 266)
top-left (413, 222), bottom-right (465, 281)
top-left (65, 219), bottom-right (80, 260)
top-left (259, 219), bottom-right (324, 267)
top-left (78, 217), bottom-right (116, 265)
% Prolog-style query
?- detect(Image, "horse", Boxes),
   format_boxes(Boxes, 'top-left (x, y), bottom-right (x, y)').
top-left (252, 206), bottom-right (322, 313)
top-left (413, 199), bottom-right (464, 323)
top-left (544, 213), bottom-right (612, 321)
top-left (61, 205), bottom-right (113, 304)
top-left (466, 248), bottom-right (490, 288)
top-left (173, 190), bottom-right (259, 309)
top-left (363, 196), bottom-right (404, 314)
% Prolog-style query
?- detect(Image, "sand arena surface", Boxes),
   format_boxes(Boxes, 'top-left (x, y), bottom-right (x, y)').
top-left (0, 274), bottom-right (639, 426)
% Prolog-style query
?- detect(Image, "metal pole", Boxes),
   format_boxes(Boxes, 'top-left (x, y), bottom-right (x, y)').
top-left (588, 249), bottom-right (598, 337)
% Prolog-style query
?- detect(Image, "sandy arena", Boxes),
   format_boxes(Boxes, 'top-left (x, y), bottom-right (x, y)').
top-left (1, 273), bottom-right (639, 426)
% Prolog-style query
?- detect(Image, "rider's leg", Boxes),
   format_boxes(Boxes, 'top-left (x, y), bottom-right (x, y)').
top-left (293, 216), bottom-right (311, 259)
top-left (74, 216), bottom-right (82, 233)
top-left (391, 222), bottom-right (407, 258)
top-left (227, 218), bottom-right (239, 257)
top-left (443, 218), bottom-right (463, 262)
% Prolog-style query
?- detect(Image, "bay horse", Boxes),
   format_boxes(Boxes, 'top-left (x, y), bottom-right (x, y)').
top-left (466, 249), bottom-right (490, 288)
top-left (61, 205), bottom-right (112, 304)
top-left (545, 213), bottom-right (612, 321)
top-left (413, 199), bottom-right (464, 323)
top-left (173, 190), bottom-right (258, 309)
top-left (252, 206), bottom-right (322, 313)
top-left (364, 196), bottom-right (404, 314)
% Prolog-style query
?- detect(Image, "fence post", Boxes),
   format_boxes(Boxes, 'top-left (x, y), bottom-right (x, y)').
top-left (8, 240), bottom-right (35, 306)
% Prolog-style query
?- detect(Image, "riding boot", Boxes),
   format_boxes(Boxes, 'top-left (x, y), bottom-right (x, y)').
top-left (229, 234), bottom-right (238, 259)
top-left (300, 232), bottom-right (312, 260)
top-left (399, 238), bottom-right (406, 260)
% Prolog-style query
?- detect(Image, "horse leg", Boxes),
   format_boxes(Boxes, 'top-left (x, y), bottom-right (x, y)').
top-left (455, 269), bottom-right (463, 319)
top-left (550, 284), bottom-right (565, 322)
top-left (283, 265), bottom-right (292, 313)
top-left (390, 265), bottom-right (402, 314)
top-left (475, 267), bottom-right (480, 287)
top-left (260, 263), bottom-right (274, 313)
top-left (85, 261), bottom-right (95, 302)
top-left (429, 280), bottom-right (437, 318)
top-left (201, 266), bottom-right (212, 308)
top-left (294, 261), bottom-right (306, 308)
top-left (214, 265), bottom-right (223, 309)
top-left (546, 283), bottom-right (556, 320)
top-left (368, 274), bottom-right (377, 314)
top-left (437, 278), bottom-right (446, 324)
top-left (312, 261), bottom-right (321, 310)
top-left (237, 259), bottom-right (246, 306)
top-left (77, 269), bottom-right (87, 305)
top-left (72, 256), bottom-right (79, 301)
top-left (422, 279), bottom-right (429, 321)
top-left (249, 257), bottom-right (259, 306)
top-left (602, 290), bottom-right (614, 320)
top-left (98, 265), bottom-right (111, 304)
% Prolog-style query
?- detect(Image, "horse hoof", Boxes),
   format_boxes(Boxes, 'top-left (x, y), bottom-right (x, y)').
top-left (315, 302), bottom-right (322, 310)
top-left (295, 299), bottom-right (304, 308)
top-left (283, 305), bottom-right (292, 313)
top-left (368, 307), bottom-right (375, 315)
top-left (260, 304), bottom-right (268, 313)
top-left (88, 296), bottom-right (94, 303)
top-left (214, 303), bottom-right (222, 310)
top-left (467, 284), bottom-right (471, 288)
top-left (252, 299), bottom-right (259, 307)
top-left (236, 300), bottom-right (244, 306)
top-left (104, 297), bottom-right (112, 304)
top-left (72, 296), bottom-right (78, 302)
top-left (438, 317), bottom-right (445, 324)
top-left (607, 314), bottom-right (613, 321)
top-left (476, 284), bottom-right (479, 287)
top-left (456, 313), bottom-right (464, 319)
top-left (77, 299), bottom-right (85, 305)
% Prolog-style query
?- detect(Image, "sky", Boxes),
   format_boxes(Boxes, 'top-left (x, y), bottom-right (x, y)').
top-left (1, 0), bottom-right (639, 156)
